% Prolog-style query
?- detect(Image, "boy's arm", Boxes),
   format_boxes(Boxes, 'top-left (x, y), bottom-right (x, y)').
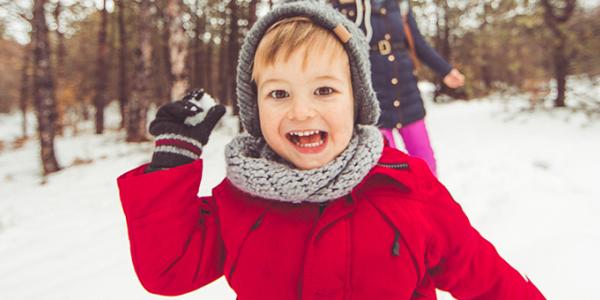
top-left (117, 89), bottom-right (227, 295)
top-left (415, 160), bottom-right (545, 299)
top-left (404, 9), bottom-right (453, 78)
top-left (117, 160), bottom-right (225, 296)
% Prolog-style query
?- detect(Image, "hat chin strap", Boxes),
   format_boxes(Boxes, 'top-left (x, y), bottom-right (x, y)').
top-left (354, 0), bottom-right (363, 27)
top-left (353, 0), bottom-right (373, 43)
top-left (364, 0), bottom-right (373, 42)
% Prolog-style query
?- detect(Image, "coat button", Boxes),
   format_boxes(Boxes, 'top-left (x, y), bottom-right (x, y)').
top-left (341, 9), bottom-right (347, 15)
top-left (396, 123), bottom-right (403, 129)
top-left (388, 55), bottom-right (395, 62)
top-left (380, 8), bottom-right (387, 15)
top-left (349, 10), bottom-right (355, 16)
top-left (393, 100), bottom-right (400, 107)
top-left (391, 78), bottom-right (398, 85)
top-left (384, 33), bottom-right (391, 40)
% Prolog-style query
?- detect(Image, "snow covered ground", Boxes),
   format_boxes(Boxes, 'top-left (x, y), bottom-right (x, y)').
top-left (0, 81), bottom-right (599, 300)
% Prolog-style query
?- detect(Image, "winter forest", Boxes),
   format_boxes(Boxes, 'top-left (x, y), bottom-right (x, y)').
top-left (0, 0), bottom-right (599, 299)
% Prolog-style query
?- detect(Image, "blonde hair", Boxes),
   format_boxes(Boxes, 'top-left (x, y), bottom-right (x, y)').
top-left (251, 17), bottom-right (347, 82)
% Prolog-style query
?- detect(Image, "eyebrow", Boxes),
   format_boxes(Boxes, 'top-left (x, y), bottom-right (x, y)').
top-left (258, 78), bottom-right (287, 91)
top-left (314, 75), bottom-right (344, 83)
top-left (260, 74), bottom-right (343, 89)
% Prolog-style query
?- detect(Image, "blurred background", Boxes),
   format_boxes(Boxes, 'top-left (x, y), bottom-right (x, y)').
top-left (0, 0), bottom-right (599, 299)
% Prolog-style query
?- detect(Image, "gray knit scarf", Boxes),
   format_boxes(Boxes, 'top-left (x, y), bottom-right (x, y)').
top-left (225, 125), bottom-right (383, 203)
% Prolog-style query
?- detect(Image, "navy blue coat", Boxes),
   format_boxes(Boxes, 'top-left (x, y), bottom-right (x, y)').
top-left (334, 0), bottom-right (452, 128)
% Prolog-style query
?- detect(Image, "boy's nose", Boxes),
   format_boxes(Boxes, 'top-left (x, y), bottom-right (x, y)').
top-left (286, 98), bottom-right (316, 121)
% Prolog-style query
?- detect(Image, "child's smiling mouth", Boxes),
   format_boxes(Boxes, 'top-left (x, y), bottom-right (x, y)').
top-left (286, 130), bottom-right (329, 153)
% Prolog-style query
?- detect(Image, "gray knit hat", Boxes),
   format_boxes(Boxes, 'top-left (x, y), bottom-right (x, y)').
top-left (236, 0), bottom-right (380, 137)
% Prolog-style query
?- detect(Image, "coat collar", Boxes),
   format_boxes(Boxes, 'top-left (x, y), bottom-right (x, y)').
top-left (352, 146), bottom-right (418, 196)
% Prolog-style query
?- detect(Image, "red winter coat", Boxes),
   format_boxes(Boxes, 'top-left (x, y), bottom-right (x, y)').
top-left (117, 147), bottom-right (544, 300)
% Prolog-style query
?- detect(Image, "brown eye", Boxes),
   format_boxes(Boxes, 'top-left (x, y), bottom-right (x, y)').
top-left (269, 90), bottom-right (289, 99)
top-left (315, 87), bottom-right (334, 96)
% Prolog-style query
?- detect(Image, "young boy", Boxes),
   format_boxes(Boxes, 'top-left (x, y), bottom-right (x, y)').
top-left (117, 1), bottom-right (544, 299)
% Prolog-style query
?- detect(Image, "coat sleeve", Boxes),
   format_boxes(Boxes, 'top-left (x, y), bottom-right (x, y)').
top-left (405, 9), bottom-right (453, 78)
top-left (414, 160), bottom-right (545, 299)
top-left (117, 160), bottom-right (225, 296)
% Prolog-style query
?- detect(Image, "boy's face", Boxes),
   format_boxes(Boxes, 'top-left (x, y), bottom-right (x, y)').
top-left (256, 46), bottom-right (354, 170)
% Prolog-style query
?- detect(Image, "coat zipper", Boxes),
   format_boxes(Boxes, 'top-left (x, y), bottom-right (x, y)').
top-left (368, 199), bottom-right (403, 257)
top-left (228, 212), bottom-right (265, 279)
top-left (377, 162), bottom-right (410, 170)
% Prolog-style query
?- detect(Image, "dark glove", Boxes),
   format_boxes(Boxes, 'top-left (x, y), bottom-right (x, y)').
top-left (146, 89), bottom-right (226, 173)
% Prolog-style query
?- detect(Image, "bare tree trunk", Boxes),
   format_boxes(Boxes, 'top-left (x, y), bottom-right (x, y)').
top-left (479, 3), bottom-right (492, 90)
top-left (54, 2), bottom-right (66, 68)
top-left (20, 43), bottom-right (31, 138)
top-left (205, 41), bottom-right (213, 93)
top-left (93, 0), bottom-right (109, 134)
top-left (553, 40), bottom-right (568, 107)
top-left (218, 32), bottom-right (229, 105)
top-left (191, 0), bottom-right (206, 90)
top-left (32, 0), bottom-right (61, 175)
top-left (117, 0), bottom-right (128, 129)
top-left (433, 0), bottom-right (452, 102)
top-left (215, 0), bottom-right (231, 104)
top-left (227, 0), bottom-right (240, 114)
top-left (541, 0), bottom-right (576, 108)
top-left (156, 1), bottom-right (173, 102)
top-left (166, 0), bottom-right (189, 100)
top-left (126, 0), bottom-right (153, 142)
top-left (432, 0), bottom-right (466, 101)
top-left (53, 0), bottom-right (65, 135)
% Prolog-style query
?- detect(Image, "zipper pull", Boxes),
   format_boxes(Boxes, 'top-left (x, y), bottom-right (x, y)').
top-left (392, 230), bottom-right (401, 256)
top-left (250, 214), bottom-right (264, 231)
top-left (318, 202), bottom-right (327, 216)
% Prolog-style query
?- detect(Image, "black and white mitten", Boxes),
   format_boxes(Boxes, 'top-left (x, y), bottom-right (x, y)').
top-left (146, 89), bottom-right (226, 173)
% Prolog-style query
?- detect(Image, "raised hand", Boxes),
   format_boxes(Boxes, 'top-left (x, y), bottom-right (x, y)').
top-left (146, 89), bottom-right (226, 172)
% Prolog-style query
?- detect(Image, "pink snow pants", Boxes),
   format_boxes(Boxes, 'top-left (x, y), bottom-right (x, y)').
top-left (381, 119), bottom-right (437, 177)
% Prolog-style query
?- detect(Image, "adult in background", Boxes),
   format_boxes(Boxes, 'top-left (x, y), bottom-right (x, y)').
top-left (332, 0), bottom-right (465, 176)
